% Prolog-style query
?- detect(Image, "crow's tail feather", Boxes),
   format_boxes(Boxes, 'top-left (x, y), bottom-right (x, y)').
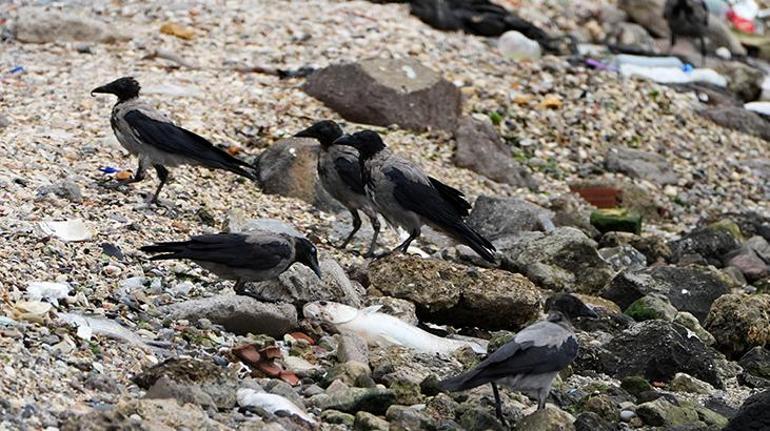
top-left (447, 221), bottom-right (497, 263)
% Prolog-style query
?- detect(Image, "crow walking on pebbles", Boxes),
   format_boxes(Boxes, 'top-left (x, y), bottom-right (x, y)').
top-left (294, 120), bottom-right (382, 257)
top-left (439, 294), bottom-right (598, 424)
top-left (334, 130), bottom-right (496, 262)
top-left (91, 76), bottom-right (257, 204)
top-left (141, 231), bottom-right (321, 296)
top-left (664, 0), bottom-right (709, 65)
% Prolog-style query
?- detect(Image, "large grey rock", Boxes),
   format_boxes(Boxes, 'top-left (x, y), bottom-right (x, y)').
top-left (310, 387), bottom-right (396, 415)
top-left (514, 406), bottom-right (575, 431)
top-left (304, 58), bottom-right (461, 132)
top-left (598, 245), bottom-right (647, 272)
top-left (715, 61), bottom-right (764, 103)
top-left (705, 294), bottom-right (770, 358)
top-left (605, 147), bottom-right (677, 185)
top-left (453, 117), bottom-right (535, 188)
top-left (496, 227), bottom-right (614, 294)
top-left (249, 253), bottom-right (364, 307)
top-left (256, 137), bottom-right (341, 211)
top-left (739, 347), bottom-right (770, 388)
top-left (636, 398), bottom-right (699, 427)
top-left (133, 358), bottom-right (241, 410)
top-left (227, 214), bottom-right (305, 238)
top-left (669, 220), bottom-right (742, 265)
top-left (605, 22), bottom-right (657, 52)
top-left (12, 8), bottom-right (130, 44)
top-left (618, 0), bottom-right (667, 37)
top-left (725, 248), bottom-right (768, 281)
top-left (161, 295), bottom-right (296, 337)
top-left (747, 236), bottom-right (770, 263)
top-left (624, 293), bottom-right (678, 322)
top-left (723, 390), bottom-right (770, 431)
top-left (574, 320), bottom-right (729, 388)
top-left (368, 254), bottom-right (543, 330)
top-left (467, 196), bottom-right (554, 242)
top-left (602, 265), bottom-right (730, 322)
top-left (700, 107), bottom-right (770, 141)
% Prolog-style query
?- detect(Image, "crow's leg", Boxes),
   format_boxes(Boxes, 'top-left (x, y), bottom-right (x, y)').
top-left (339, 209), bottom-right (362, 249)
top-left (700, 36), bottom-right (707, 67)
top-left (491, 382), bottom-right (507, 426)
top-left (364, 214), bottom-right (381, 258)
top-left (537, 388), bottom-right (548, 411)
top-left (667, 32), bottom-right (677, 54)
top-left (103, 158), bottom-right (147, 188)
top-left (149, 165), bottom-right (169, 205)
top-left (395, 229), bottom-right (420, 254)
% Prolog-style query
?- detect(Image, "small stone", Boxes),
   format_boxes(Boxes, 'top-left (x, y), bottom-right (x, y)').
top-left (514, 406), bottom-right (575, 431)
top-left (353, 411), bottom-right (389, 431)
top-left (625, 293), bottom-right (678, 322)
top-left (321, 410), bottom-right (355, 427)
top-left (670, 373), bottom-right (714, 394)
top-left (605, 147), bottom-right (678, 185)
top-left (620, 410), bottom-right (636, 422)
top-left (636, 398), bottom-right (699, 427)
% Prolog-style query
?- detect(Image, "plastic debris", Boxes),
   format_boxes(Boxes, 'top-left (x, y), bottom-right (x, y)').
top-left (99, 166), bottom-right (120, 174)
top-left (744, 101), bottom-right (770, 116)
top-left (498, 30), bottom-right (541, 60)
top-left (39, 219), bottom-right (93, 242)
top-left (591, 208), bottom-right (643, 234)
top-left (619, 64), bottom-right (727, 87)
top-left (57, 313), bottom-right (153, 349)
top-left (26, 281), bottom-right (71, 306)
top-left (237, 389), bottom-right (316, 424)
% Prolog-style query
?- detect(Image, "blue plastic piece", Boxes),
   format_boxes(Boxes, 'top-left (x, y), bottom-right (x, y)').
top-left (682, 64), bottom-right (694, 73)
top-left (99, 166), bottom-right (120, 174)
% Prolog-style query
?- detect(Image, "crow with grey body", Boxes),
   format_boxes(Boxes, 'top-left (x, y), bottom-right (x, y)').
top-left (294, 120), bottom-right (382, 257)
top-left (439, 294), bottom-right (598, 424)
top-left (91, 77), bottom-right (257, 204)
top-left (664, 0), bottom-right (709, 65)
top-left (141, 231), bottom-right (321, 296)
top-left (333, 130), bottom-right (496, 262)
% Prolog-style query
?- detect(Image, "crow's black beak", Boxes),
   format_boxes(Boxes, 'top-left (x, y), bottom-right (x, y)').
top-left (332, 134), bottom-right (357, 148)
top-left (294, 128), bottom-right (314, 139)
top-left (90, 84), bottom-right (112, 97)
top-left (308, 256), bottom-right (322, 279)
top-left (582, 305), bottom-right (599, 319)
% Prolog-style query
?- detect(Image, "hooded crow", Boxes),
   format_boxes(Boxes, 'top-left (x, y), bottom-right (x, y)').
top-left (294, 120), bottom-right (382, 257)
top-left (439, 294), bottom-right (598, 423)
top-left (141, 231), bottom-right (321, 296)
top-left (664, 0), bottom-right (709, 65)
top-left (333, 130), bottom-right (496, 262)
top-left (91, 77), bottom-right (257, 203)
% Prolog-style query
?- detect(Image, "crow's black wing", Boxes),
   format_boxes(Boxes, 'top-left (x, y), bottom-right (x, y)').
top-left (334, 155), bottom-right (366, 195)
top-left (428, 176), bottom-right (471, 217)
top-left (141, 233), bottom-right (290, 269)
top-left (124, 110), bottom-right (255, 180)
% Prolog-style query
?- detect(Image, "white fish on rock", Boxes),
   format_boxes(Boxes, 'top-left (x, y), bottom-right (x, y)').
top-left (57, 312), bottom-right (155, 350)
top-left (303, 301), bottom-right (487, 355)
top-left (237, 389), bottom-right (316, 425)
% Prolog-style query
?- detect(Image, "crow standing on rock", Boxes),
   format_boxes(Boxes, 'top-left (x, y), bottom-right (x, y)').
top-left (294, 120), bottom-right (382, 257)
top-left (91, 77), bottom-right (257, 204)
top-left (141, 231), bottom-right (321, 296)
top-left (333, 130), bottom-right (496, 262)
top-left (439, 294), bottom-right (599, 425)
top-left (664, 0), bottom-right (709, 65)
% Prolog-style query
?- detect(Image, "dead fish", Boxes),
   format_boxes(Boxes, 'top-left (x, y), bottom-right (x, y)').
top-left (57, 312), bottom-right (165, 351)
top-left (237, 389), bottom-right (316, 425)
top-left (303, 301), bottom-right (486, 355)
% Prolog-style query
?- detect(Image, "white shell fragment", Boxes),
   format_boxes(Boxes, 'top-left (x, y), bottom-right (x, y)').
top-left (26, 281), bottom-right (71, 306)
top-left (39, 219), bottom-right (94, 242)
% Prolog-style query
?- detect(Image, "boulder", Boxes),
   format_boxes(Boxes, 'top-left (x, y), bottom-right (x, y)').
top-left (598, 245), bottom-right (647, 272)
top-left (738, 347), bottom-right (770, 388)
top-left (599, 231), bottom-right (671, 264)
top-left (747, 236), bottom-right (770, 263)
top-left (575, 320), bottom-right (727, 388)
top-left (618, 0), bottom-right (667, 37)
top-left (249, 253), bottom-right (364, 307)
top-left (256, 137), bottom-right (341, 211)
top-left (722, 390), bottom-right (770, 431)
top-left (354, 411), bottom-right (389, 430)
top-left (386, 405), bottom-right (436, 430)
top-left (160, 295), bottom-right (297, 337)
top-left (669, 220), bottom-right (743, 265)
top-left (496, 227), bottom-right (614, 294)
top-left (133, 358), bottom-right (241, 409)
top-left (304, 58), bottom-right (461, 132)
top-left (60, 399), bottom-right (224, 431)
top-left (700, 107), bottom-right (770, 141)
top-left (636, 398), bottom-right (699, 427)
top-left (453, 117), bottom-right (535, 188)
top-left (674, 311), bottom-right (716, 346)
top-left (714, 61), bottom-right (764, 103)
top-left (605, 147), bottom-right (677, 185)
top-left (12, 8), bottom-right (130, 44)
top-left (670, 373), bottom-right (714, 394)
top-left (368, 254), bottom-right (542, 330)
top-left (467, 196), bottom-right (554, 241)
top-left (625, 293), bottom-right (678, 322)
top-left (705, 294), bottom-right (770, 358)
top-left (310, 387), bottom-right (396, 415)
top-left (725, 248), bottom-right (768, 281)
top-left (605, 22), bottom-right (657, 52)
top-left (514, 406), bottom-right (576, 431)
top-left (574, 412), bottom-right (614, 431)
top-left (601, 265), bottom-right (730, 322)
